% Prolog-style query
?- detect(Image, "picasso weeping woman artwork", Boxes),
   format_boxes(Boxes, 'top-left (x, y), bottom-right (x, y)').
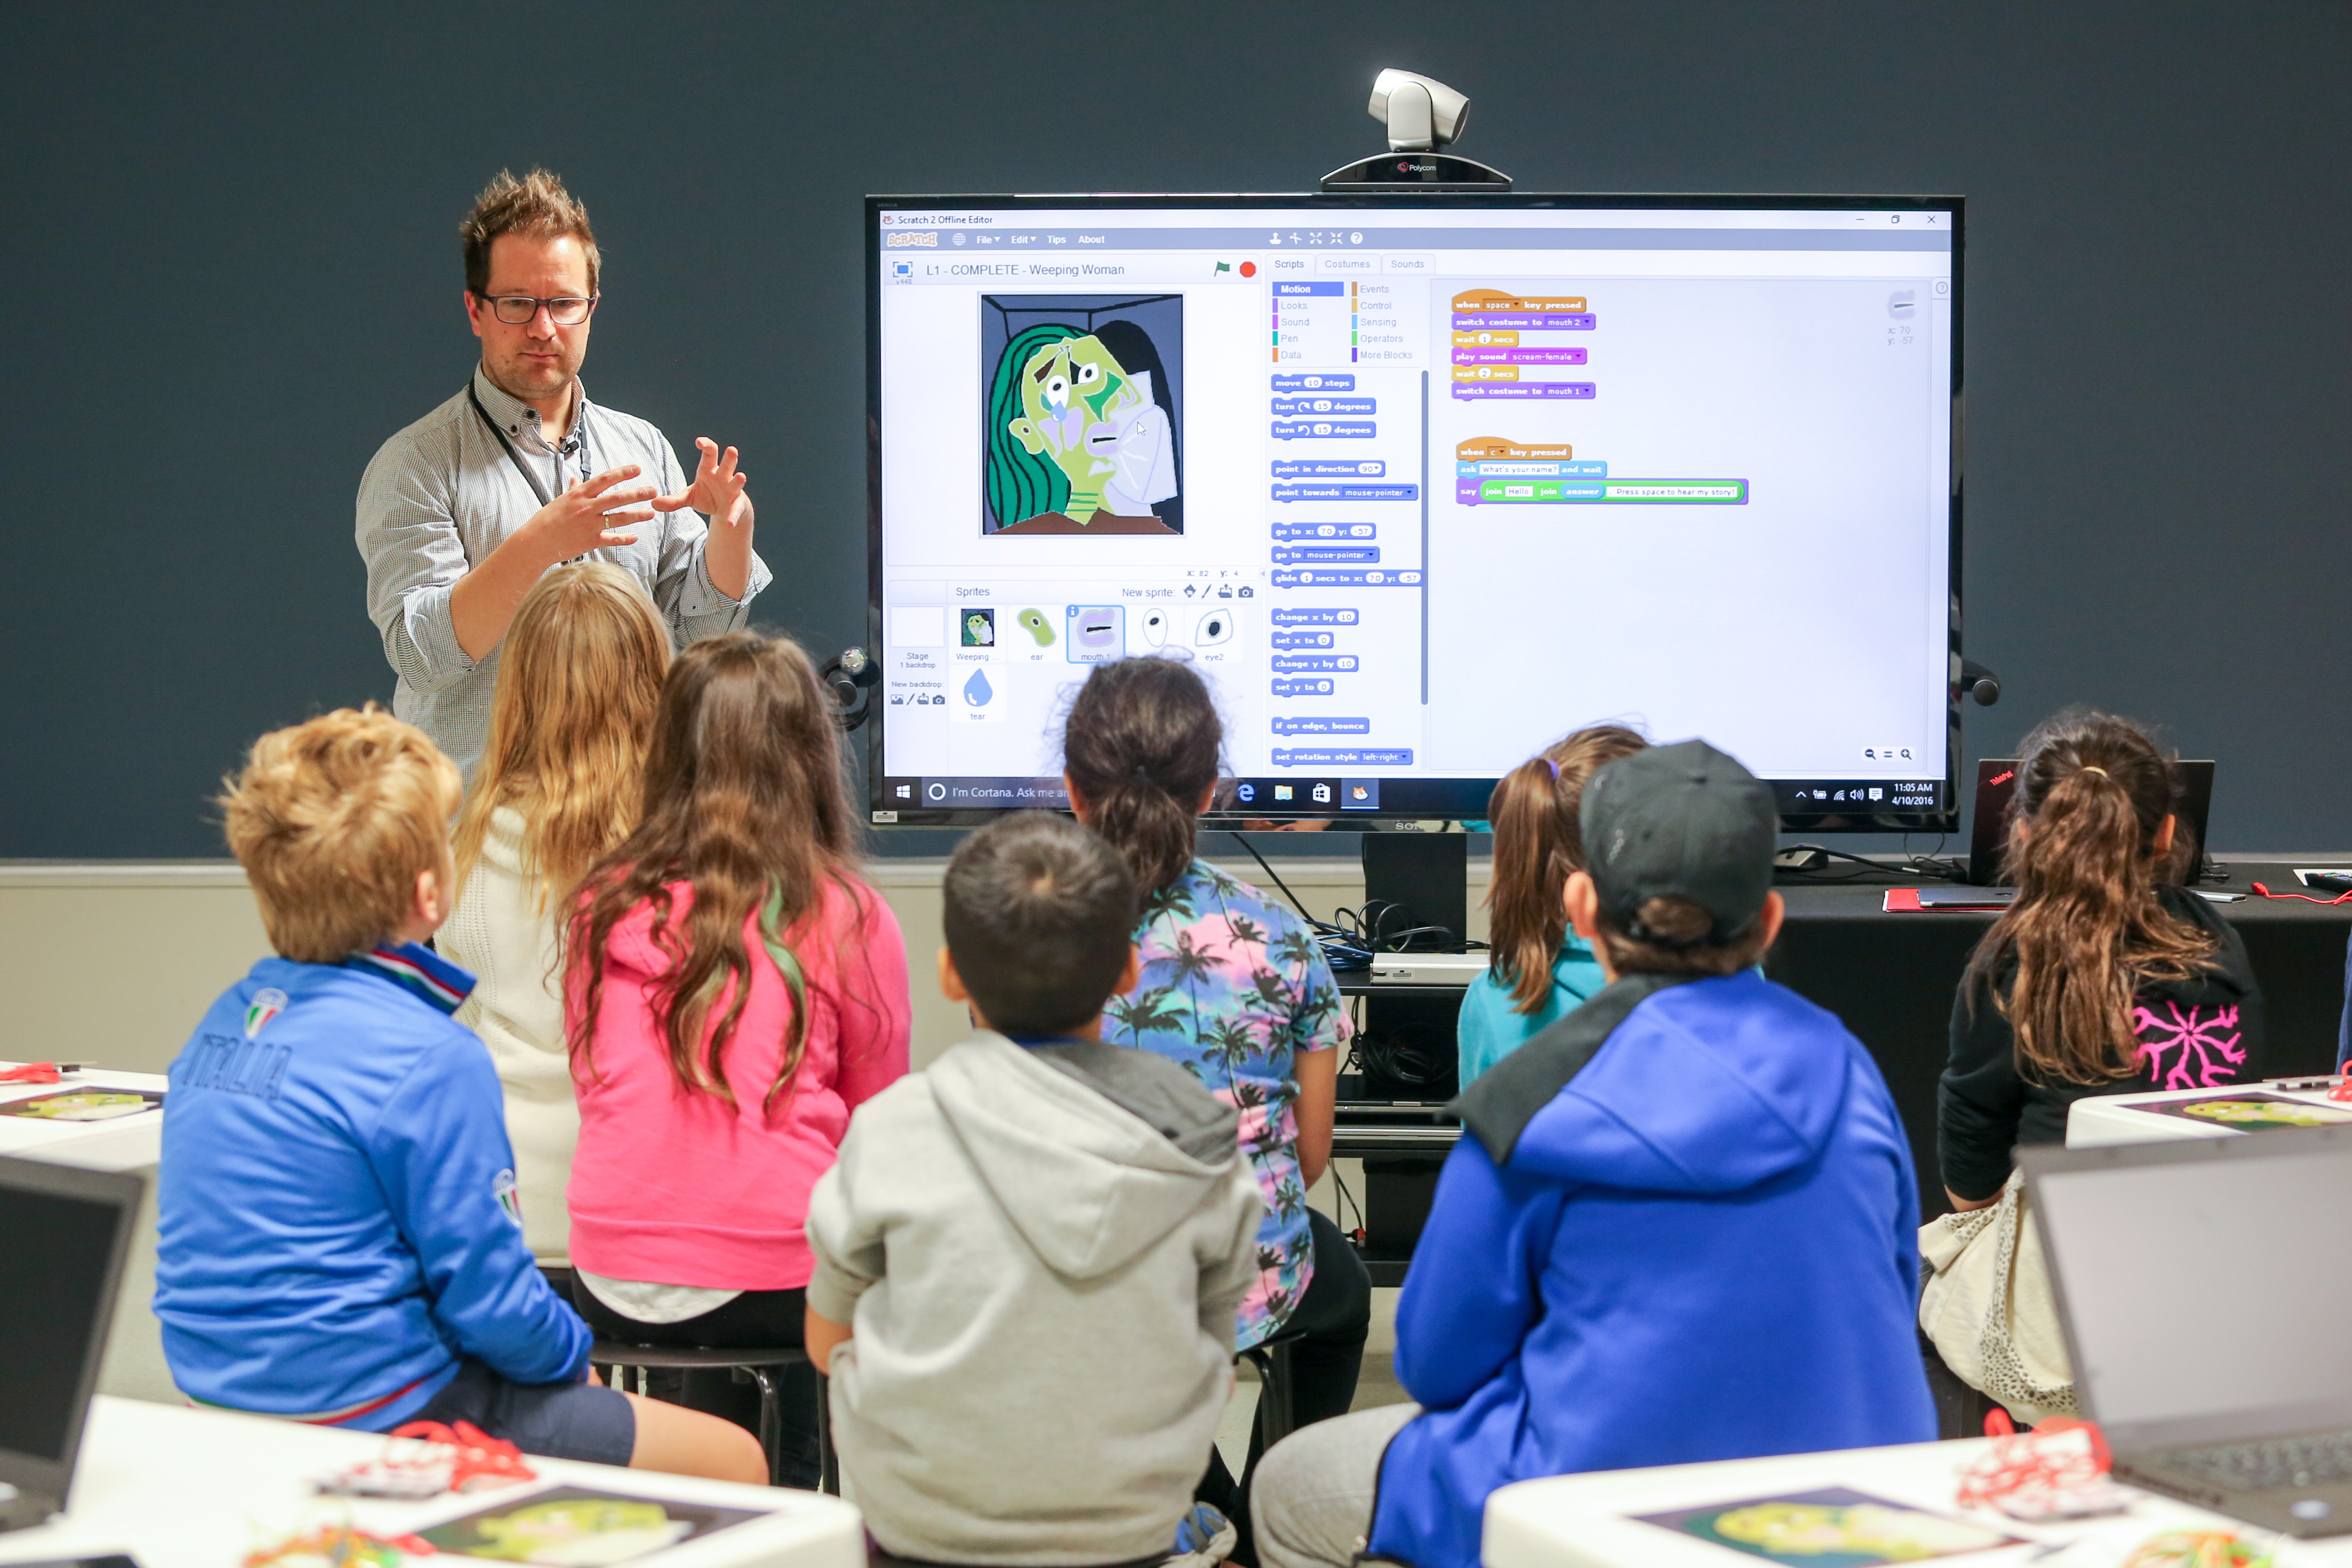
top-left (982, 297), bottom-right (1182, 535)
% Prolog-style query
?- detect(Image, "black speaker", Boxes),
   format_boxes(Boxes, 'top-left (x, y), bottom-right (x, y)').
top-left (1359, 832), bottom-right (1468, 952)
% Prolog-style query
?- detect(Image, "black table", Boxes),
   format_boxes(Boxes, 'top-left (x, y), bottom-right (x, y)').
top-left (1769, 858), bottom-right (2352, 1219)
top-left (1331, 858), bottom-right (2352, 1281)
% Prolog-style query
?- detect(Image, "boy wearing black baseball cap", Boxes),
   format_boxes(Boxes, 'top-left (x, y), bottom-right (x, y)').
top-left (1251, 742), bottom-right (1934, 1568)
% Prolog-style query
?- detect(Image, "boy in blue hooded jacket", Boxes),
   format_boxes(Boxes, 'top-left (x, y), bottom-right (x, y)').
top-left (155, 707), bottom-right (762, 1481)
top-left (1251, 740), bottom-right (1935, 1568)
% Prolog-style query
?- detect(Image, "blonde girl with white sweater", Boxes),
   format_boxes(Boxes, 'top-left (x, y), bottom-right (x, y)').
top-left (442, 563), bottom-right (671, 1264)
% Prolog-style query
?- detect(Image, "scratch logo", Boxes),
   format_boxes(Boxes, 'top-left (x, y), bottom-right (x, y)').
top-left (1990, 769), bottom-right (2014, 787)
top-left (243, 987), bottom-right (289, 1039)
top-left (886, 231), bottom-right (938, 248)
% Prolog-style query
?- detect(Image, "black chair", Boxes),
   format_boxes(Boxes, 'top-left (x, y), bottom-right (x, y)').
top-left (590, 1339), bottom-right (837, 1493)
top-left (1918, 1330), bottom-right (2003, 1441)
top-left (1240, 1323), bottom-right (1310, 1449)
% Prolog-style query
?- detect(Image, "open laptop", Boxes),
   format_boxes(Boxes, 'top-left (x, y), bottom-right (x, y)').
top-left (1967, 757), bottom-right (2215, 885)
top-left (0, 1153), bottom-right (145, 1532)
top-left (2021, 1128), bottom-right (2352, 1536)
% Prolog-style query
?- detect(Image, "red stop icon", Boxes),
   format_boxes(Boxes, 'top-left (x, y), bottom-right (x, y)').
top-left (1239, 261), bottom-right (1257, 278)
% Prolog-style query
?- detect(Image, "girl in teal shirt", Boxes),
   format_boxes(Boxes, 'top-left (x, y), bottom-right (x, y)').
top-left (1459, 725), bottom-right (1648, 1085)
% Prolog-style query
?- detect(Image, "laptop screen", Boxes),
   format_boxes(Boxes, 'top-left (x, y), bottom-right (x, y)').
top-left (0, 1185), bottom-right (126, 1464)
top-left (2031, 1134), bottom-right (2352, 1449)
top-left (0, 1152), bottom-right (142, 1520)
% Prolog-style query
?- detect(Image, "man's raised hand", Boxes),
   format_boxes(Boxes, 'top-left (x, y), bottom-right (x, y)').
top-left (653, 437), bottom-right (753, 530)
top-left (529, 463), bottom-right (658, 560)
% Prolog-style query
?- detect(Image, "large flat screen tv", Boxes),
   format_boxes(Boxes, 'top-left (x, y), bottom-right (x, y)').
top-left (866, 192), bottom-right (1963, 830)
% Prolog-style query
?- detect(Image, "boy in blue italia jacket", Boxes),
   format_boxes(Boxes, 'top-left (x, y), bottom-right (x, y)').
top-left (1251, 741), bottom-right (1936, 1568)
top-left (156, 707), bottom-right (762, 1481)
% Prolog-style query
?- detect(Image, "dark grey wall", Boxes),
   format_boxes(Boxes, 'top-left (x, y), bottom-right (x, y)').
top-left (5, 1), bottom-right (2346, 857)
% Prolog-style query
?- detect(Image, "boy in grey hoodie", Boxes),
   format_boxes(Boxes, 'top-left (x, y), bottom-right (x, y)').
top-left (805, 813), bottom-right (1263, 1567)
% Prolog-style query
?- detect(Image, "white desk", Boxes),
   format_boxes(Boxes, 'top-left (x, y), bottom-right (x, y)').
top-left (2067, 1081), bottom-right (2352, 1148)
top-left (0, 1396), bottom-right (863, 1568)
top-left (1485, 1436), bottom-right (2352, 1568)
top-left (2, 1063), bottom-right (175, 1404)
top-left (0, 1065), bottom-right (168, 1172)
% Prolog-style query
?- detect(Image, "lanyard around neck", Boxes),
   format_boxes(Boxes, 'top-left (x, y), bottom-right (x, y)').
top-left (466, 382), bottom-right (593, 510)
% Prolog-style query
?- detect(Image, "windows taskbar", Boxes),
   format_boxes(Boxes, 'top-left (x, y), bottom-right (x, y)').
top-left (871, 776), bottom-right (1950, 823)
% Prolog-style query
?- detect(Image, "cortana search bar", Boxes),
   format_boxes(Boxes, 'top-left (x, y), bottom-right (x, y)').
top-left (916, 777), bottom-right (1070, 808)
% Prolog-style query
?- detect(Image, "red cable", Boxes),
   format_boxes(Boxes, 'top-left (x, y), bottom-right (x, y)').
top-left (2250, 882), bottom-right (2352, 905)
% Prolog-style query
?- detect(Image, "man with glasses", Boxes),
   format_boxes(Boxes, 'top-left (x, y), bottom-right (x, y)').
top-left (357, 167), bottom-right (770, 775)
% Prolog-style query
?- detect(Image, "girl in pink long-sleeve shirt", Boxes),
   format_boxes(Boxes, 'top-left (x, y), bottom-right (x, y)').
top-left (564, 633), bottom-right (910, 1477)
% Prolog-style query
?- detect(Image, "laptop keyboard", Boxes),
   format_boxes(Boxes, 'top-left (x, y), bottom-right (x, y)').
top-left (2164, 1431), bottom-right (2352, 1492)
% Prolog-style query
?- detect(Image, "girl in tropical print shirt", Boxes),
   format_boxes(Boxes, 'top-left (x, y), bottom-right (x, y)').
top-left (1110, 858), bottom-right (1348, 1336)
top-left (1064, 658), bottom-right (1367, 1554)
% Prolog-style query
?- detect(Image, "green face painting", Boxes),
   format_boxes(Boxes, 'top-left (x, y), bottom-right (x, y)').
top-left (1004, 334), bottom-right (1146, 518)
top-left (471, 1497), bottom-right (688, 1559)
top-left (2182, 1099), bottom-right (2337, 1127)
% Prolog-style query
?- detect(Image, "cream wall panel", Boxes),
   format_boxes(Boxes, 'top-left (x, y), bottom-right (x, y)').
top-left (2, 854), bottom-right (1491, 1075)
top-left (0, 870), bottom-right (271, 1072)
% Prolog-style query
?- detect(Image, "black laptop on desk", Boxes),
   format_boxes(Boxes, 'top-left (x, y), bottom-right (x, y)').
top-left (0, 1153), bottom-right (145, 1532)
top-left (1968, 757), bottom-right (2215, 885)
top-left (2021, 1127), bottom-right (2352, 1536)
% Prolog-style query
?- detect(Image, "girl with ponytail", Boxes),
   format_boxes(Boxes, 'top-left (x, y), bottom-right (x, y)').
top-left (1458, 725), bottom-right (1648, 1086)
top-left (564, 632), bottom-right (911, 1479)
top-left (1062, 658), bottom-right (1367, 1536)
top-left (1939, 708), bottom-right (2264, 1211)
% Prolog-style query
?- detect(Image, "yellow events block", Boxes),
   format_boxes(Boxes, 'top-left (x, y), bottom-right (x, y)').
top-left (1452, 364), bottom-right (1519, 382)
top-left (1451, 289), bottom-right (1588, 313)
top-left (1452, 329), bottom-right (1520, 347)
top-left (1458, 437), bottom-right (1572, 461)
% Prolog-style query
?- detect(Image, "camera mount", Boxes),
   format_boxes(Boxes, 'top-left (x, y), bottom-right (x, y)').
top-left (1323, 69), bottom-right (1513, 189)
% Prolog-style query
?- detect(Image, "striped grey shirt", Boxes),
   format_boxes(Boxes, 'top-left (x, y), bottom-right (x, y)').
top-left (356, 368), bottom-right (771, 776)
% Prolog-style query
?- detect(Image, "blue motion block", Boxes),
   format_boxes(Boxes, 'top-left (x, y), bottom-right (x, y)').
top-left (1269, 421), bottom-right (1377, 441)
top-left (1270, 522), bottom-right (1377, 541)
top-left (1271, 569), bottom-right (1421, 588)
top-left (1271, 717), bottom-right (1371, 735)
top-left (1270, 484), bottom-right (1418, 502)
top-left (1271, 397), bottom-right (1377, 416)
top-left (1269, 608), bottom-right (1361, 626)
top-left (1271, 655), bottom-right (1359, 672)
top-left (1273, 748), bottom-right (1414, 766)
top-left (1272, 547), bottom-right (1379, 565)
top-left (1269, 373), bottom-right (1357, 392)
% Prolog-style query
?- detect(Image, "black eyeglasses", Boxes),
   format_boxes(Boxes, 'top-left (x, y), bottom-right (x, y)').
top-left (476, 292), bottom-right (599, 326)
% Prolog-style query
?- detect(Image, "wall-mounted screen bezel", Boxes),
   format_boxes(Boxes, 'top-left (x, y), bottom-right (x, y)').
top-left (865, 190), bottom-right (1965, 833)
